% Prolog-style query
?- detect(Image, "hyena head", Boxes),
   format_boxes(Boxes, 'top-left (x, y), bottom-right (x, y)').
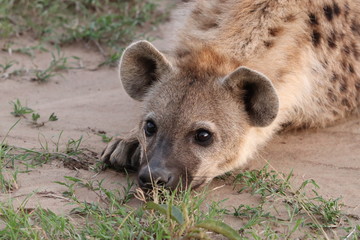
top-left (120, 41), bottom-right (279, 190)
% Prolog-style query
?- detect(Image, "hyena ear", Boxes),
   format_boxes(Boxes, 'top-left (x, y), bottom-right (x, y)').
top-left (222, 67), bottom-right (279, 127)
top-left (119, 40), bottom-right (172, 101)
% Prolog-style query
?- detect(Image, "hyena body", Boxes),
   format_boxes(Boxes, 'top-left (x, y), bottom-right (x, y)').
top-left (101, 0), bottom-right (360, 189)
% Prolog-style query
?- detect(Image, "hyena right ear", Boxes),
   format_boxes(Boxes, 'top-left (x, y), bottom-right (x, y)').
top-left (119, 40), bottom-right (172, 101)
top-left (222, 67), bottom-right (279, 127)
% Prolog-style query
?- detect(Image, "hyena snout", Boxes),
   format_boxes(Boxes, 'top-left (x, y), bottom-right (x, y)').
top-left (138, 165), bottom-right (180, 190)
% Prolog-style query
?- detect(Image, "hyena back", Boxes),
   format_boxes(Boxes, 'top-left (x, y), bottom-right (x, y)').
top-left (101, 0), bottom-right (360, 190)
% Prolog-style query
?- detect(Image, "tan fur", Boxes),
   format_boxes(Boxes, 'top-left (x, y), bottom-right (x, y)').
top-left (101, 0), bottom-right (360, 189)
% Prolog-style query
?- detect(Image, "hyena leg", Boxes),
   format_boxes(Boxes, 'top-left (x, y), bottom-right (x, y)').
top-left (100, 131), bottom-right (141, 172)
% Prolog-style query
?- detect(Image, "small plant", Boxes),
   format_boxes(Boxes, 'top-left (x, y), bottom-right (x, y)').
top-left (31, 113), bottom-right (40, 122)
top-left (33, 47), bottom-right (81, 82)
top-left (307, 191), bottom-right (342, 226)
top-left (97, 133), bottom-right (113, 143)
top-left (13, 45), bottom-right (48, 58)
top-left (48, 113), bottom-right (58, 122)
top-left (9, 99), bottom-right (58, 126)
top-left (0, 60), bottom-right (17, 73)
top-left (234, 165), bottom-right (291, 197)
top-left (34, 67), bottom-right (58, 82)
top-left (31, 112), bottom-right (58, 127)
top-left (10, 99), bottom-right (34, 117)
top-left (66, 136), bottom-right (83, 155)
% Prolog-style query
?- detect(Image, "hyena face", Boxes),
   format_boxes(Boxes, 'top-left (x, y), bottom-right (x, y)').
top-left (136, 71), bottom-right (248, 189)
top-left (111, 41), bottom-right (279, 190)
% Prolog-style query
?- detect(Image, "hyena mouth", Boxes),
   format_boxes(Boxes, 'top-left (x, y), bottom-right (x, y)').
top-left (190, 179), bottom-right (206, 189)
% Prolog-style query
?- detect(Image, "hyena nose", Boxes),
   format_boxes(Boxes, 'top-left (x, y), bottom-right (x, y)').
top-left (138, 166), bottom-right (172, 189)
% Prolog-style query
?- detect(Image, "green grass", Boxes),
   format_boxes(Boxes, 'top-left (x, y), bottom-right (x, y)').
top-left (0, 0), bottom-right (169, 66)
top-left (0, 183), bottom-right (239, 239)
top-left (1, 130), bottom-right (359, 239)
top-left (2, 47), bottom-right (82, 82)
top-left (231, 166), bottom-right (359, 239)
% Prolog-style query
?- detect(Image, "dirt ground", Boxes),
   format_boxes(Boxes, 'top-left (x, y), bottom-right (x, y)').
top-left (0, 8), bottom-right (359, 231)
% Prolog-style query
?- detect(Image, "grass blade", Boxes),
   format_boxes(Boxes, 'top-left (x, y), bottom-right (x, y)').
top-left (196, 219), bottom-right (241, 240)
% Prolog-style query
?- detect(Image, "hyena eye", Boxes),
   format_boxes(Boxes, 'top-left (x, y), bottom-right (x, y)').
top-left (194, 129), bottom-right (213, 146)
top-left (144, 120), bottom-right (157, 137)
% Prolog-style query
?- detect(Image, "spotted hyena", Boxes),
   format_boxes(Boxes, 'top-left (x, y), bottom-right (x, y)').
top-left (101, 0), bottom-right (360, 190)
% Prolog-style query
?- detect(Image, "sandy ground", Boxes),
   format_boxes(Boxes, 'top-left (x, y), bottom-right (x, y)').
top-left (1, 6), bottom-right (359, 233)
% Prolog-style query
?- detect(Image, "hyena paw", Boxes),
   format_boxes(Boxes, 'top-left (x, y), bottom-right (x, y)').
top-left (100, 136), bottom-right (140, 171)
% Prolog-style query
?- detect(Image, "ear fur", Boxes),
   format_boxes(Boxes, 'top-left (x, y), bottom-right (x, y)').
top-left (222, 67), bottom-right (279, 127)
top-left (119, 40), bottom-right (172, 101)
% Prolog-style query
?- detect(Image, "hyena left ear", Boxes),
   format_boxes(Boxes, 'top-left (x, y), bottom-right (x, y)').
top-left (119, 40), bottom-right (172, 101)
top-left (222, 67), bottom-right (279, 127)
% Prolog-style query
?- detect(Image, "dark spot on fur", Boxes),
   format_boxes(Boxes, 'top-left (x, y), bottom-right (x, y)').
top-left (344, 3), bottom-right (350, 19)
top-left (351, 19), bottom-right (360, 36)
top-left (276, 69), bottom-right (289, 81)
top-left (341, 98), bottom-right (351, 108)
top-left (349, 64), bottom-right (355, 73)
top-left (256, 2), bottom-right (270, 14)
top-left (355, 82), bottom-right (360, 90)
top-left (351, 42), bottom-right (360, 60)
top-left (308, 13), bottom-right (319, 25)
top-left (321, 61), bottom-right (328, 69)
top-left (268, 27), bottom-right (282, 37)
top-left (188, 79), bottom-right (196, 86)
top-left (331, 73), bottom-right (339, 82)
top-left (343, 45), bottom-right (351, 55)
top-left (280, 121), bottom-right (293, 129)
top-left (332, 110), bottom-right (339, 116)
top-left (341, 60), bottom-right (348, 71)
top-left (311, 30), bottom-right (321, 47)
top-left (340, 82), bottom-right (347, 92)
top-left (323, 5), bottom-right (333, 21)
top-left (213, 8), bottom-right (222, 15)
top-left (327, 90), bottom-right (337, 102)
top-left (333, 2), bottom-right (341, 16)
top-left (327, 32), bottom-right (337, 48)
top-left (284, 14), bottom-right (296, 22)
top-left (192, 8), bottom-right (202, 16)
top-left (199, 20), bottom-right (219, 30)
top-left (264, 40), bottom-right (274, 48)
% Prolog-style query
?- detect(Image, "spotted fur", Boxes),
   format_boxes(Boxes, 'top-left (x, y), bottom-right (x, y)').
top-left (101, 0), bottom-right (360, 189)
